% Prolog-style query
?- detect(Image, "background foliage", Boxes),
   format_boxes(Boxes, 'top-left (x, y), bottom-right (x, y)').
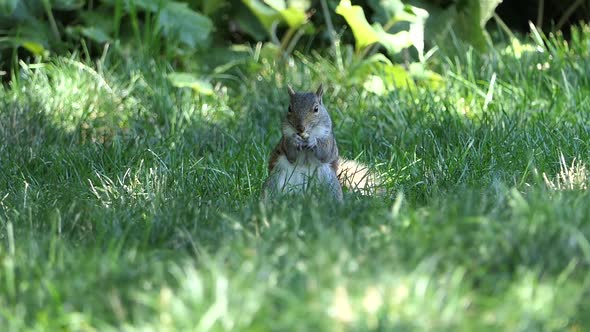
top-left (0, 0), bottom-right (507, 88)
top-left (3, 0), bottom-right (585, 93)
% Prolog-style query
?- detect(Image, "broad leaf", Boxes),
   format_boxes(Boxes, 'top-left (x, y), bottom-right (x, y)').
top-left (234, 7), bottom-right (268, 40)
top-left (157, 2), bottom-right (213, 49)
top-left (350, 54), bottom-right (416, 93)
top-left (201, 0), bottom-right (227, 15)
top-left (242, 0), bottom-right (308, 38)
top-left (0, 0), bottom-right (41, 28)
top-left (407, 0), bottom-right (502, 51)
top-left (100, 0), bottom-right (167, 13)
top-left (168, 72), bottom-right (214, 95)
top-left (21, 40), bottom-right (45, 55)
top-left (51, 0), bottom-right (85, 10)
top-left (80, 9), bottom-right (115, 36)
top-left (408, 62), bottom-right (443, 89)
top-left (0, 37), bottom-right (46, 55)
top-left (335, 0), bottom-right (379, 51)
top-left (367, 0), bottom-right (404, 24)
top-left (264, 0), bottom-right (308, 28)
top-left (79, 26), bottom-right (112, 43)
top-left (337, 0), bottom-right (426, 57)
top-left (374, 25), bottom-right (413, 55)
top-left (275, 7), bottom-right (306, 28)
top-left (479, 0), bottom-right (502, 27)
top-left (0, 0), bottom-right (18, 15)
top-left (406, 5), bottom-right (428, 60)
top-left (242, 0), bottom-right (282, 33)
top-left (6, 20), bottom-right (55, 50)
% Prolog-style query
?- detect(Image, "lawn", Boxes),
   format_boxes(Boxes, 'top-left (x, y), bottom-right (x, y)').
top-left (1, 25), bottom-right (590, 331)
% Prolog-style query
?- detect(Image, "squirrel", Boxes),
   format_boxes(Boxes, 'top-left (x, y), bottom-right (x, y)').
top-left (262, 84), bottom-right (377, 201)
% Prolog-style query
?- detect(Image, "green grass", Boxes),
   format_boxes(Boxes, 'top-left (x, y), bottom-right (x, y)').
top-left (2, 26), bottom-right (590, 331)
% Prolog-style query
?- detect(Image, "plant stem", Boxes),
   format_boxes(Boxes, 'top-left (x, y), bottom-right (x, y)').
top-left (320, 0), bottom-right (343, 71)
top-left (556, 0), bottom-right (584, 32)
top-left (536, 0), bottom-right (545, 29)
top-left (41, 0), bottom-right (61, 41)
top-left (492, 13), bottom-right (516, 41)
top-left (280, 27), bottom-right (297, 56)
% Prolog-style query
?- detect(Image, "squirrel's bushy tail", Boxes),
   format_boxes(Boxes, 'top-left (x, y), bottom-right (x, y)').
top-left (337, 159), bottom-right (384, 195)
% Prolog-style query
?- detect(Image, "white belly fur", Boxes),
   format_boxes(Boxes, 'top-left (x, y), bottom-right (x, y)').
top-left (271, 154), bottom-right (334, 194)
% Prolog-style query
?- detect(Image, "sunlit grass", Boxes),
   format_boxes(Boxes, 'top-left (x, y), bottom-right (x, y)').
top-left (543, 153), bottom-right (588, 191)
top-left (2, 25), bottom-right (590, 331)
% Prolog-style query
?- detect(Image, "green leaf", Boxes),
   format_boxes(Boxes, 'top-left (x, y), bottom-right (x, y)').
top-left (21, 40), bottom-right (45, 55)
top-left (75, 8), bottom-right (117, 45)
top-left (408, 62), bottom-right (443, 89)
top-left (157, 2), bottom-right (213, 49)
top-left (242, 0), bottom-right (282, 33)
top-left (234, 7), bottom-right (268, 40)
top-left (0, 1), bottom-right (42, 29)
top-left (5, 20), bottom-right (55, 50)
top-left (275, 7), bottom-right (306, 28)
top-left (241, 0), bottom-right (308, 38)
top-left (264, 0), bottom-right (307, 28)
top-left (367, 0), bottom-right (404, 24)
top-left (201, 0), bottom-right (227, 15)
top-left (0, 0), bottom-right (18, 15)
top-left (358, 61), bottom-right (443, 94)
top-left (335, 0), bottom-right (379, 51)
top-left (406, 5), bottom-right (428, 60)
top-left (362, 75), bottom-right (386, 95)
top-left (350, 54), bottom-right (416, 92)
top-left (198, 46), bottom-right (254, 74)
top-left (479, 0), bottom-right (502, 27)
top-left (168, 72), bottom-right (214, 95)
top-left (51, 0), bottom-right (85, 10)
top-left (377, 63), bottom-right (415, 90)
top-left (79, 26), bottom-right (112, 44)
top-left (407, 0), bottom-right (501, 52)
top-left (452, 0), bottom-right (487, 51)
top-left (0, 37), bottom-right (46, 55)
top-left (100, 0), bottom-right (165, 13)
top-left (373, 25), bottom-right (413, 55)
top-left (336, 0), bottom-right (426, 57)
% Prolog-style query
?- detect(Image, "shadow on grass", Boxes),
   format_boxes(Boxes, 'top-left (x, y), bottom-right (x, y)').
top-left (0, 56), bottom-right (241, 248)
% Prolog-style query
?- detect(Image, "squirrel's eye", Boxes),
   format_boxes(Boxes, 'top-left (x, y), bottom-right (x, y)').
top-left (288, 106), bottom-right (292, 113)
top-left (313, 105), bottom-right (319, 113)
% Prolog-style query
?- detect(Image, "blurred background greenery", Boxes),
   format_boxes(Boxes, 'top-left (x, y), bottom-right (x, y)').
top-left (1, 0), bottom-right (588, 93)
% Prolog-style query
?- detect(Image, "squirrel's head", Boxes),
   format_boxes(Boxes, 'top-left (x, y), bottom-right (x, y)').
top-left (283, 84), bottom-right (332, 140)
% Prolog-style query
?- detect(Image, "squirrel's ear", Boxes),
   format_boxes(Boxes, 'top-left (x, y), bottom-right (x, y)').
top-left (315, 84), bottom-right (324, 101)
top-left (287, 85), bottom-right (296, 97)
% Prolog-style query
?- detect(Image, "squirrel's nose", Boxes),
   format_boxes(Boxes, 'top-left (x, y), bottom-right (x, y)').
top-left (296, 125), bottom-right (305, 134)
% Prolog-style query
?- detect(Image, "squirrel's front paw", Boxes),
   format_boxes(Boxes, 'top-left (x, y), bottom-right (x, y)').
top-left (291, 135), bottom-right (305, 150)
top-left (304, 137), bottom-right (318, 150)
